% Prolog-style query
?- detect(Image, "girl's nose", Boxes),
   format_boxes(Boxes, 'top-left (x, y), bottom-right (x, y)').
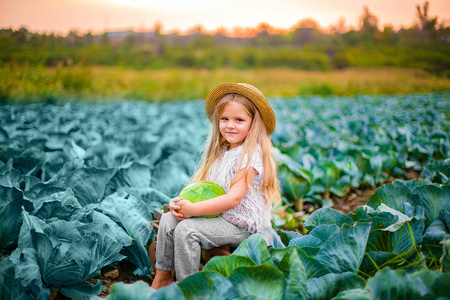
top-left (226, 122), bottom-right (235, 128)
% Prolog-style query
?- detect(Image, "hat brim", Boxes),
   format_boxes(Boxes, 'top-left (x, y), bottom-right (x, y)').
top-left (205, 82), bottom-right (276, 135)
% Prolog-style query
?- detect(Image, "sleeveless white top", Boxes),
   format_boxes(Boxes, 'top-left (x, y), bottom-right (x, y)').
top-left (206, 144), bottom-right (272, 234)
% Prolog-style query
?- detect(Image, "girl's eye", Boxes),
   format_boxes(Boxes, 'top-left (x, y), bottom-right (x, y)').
top-left (237, 119), bottom-right (244, 122)
top-left (221, 117), bottom-right (228, 121)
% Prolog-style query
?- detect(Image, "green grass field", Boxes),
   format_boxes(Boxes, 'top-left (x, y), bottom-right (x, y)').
top-left (1, 65), bottom-right (449, 103)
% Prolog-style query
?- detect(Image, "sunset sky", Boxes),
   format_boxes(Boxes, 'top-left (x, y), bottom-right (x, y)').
top-left (1, 0), bottom-right (449, 35)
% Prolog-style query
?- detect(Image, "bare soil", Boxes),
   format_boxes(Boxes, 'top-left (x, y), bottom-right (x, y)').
top-left (49, 261), bottom-right (154, 299)
top-left (330, 186), bottom-right (376, 215)
top-left (330, 170), bottom-right (421, 215)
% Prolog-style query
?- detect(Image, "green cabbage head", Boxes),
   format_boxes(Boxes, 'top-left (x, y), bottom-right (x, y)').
top-left (179, 181), bottom-right (226, 218)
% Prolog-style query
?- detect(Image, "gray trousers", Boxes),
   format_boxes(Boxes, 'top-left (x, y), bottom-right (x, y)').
top-left (155, 212), bottom-right (251, 281)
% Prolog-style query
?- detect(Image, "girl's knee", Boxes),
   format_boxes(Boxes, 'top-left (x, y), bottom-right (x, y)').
top-left (173, 220), bottom-right (197, 240)
top-left (159, 212), bottom-right (179, 228)
top-left (160, 212), bottom-right (176, 222)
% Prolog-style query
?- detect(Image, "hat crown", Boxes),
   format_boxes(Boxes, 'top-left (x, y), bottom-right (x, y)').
top-left (237, 83), bottom-right (264, 97)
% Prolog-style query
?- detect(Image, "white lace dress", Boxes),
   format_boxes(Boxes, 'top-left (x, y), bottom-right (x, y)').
top-left (206, 144), bottom-right (272, 234)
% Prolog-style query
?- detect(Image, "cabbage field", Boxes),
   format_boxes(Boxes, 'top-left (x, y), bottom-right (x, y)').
top-left (0, 93), bottom-right (449, 299)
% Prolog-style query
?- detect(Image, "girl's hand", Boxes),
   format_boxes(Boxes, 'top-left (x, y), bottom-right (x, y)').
top-left (177, 199), bottom-right (195, 219)
top-left (169, 197), bottom-right (185, 220)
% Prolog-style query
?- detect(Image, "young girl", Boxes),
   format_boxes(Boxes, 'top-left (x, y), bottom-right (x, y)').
top-left (151, 82), bottom-right (281, 289)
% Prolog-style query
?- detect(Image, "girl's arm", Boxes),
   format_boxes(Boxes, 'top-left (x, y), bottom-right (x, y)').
top-left (176, 168), bottom-right (257, 219)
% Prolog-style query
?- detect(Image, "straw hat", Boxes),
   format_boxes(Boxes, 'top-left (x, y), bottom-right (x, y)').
top-left (205, 82), bottom-right (276, 135)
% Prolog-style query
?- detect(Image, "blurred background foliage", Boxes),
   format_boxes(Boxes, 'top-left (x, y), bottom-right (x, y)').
top-left (0, 3), bottom-right (449, 102)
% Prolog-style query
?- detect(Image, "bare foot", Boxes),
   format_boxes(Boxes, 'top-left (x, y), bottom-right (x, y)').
top-left (151, 269), bottom-right (175, 290)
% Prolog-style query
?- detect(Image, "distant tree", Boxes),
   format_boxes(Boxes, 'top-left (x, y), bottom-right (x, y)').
top-left (380, 26), bottom-right (398, 45)
top-left (417, 1), bottom-right (438, 31)
top-left (213, 27), bottom-right (233, 45)
top-left (231, 26), bottom-right (255, 38)
top-left (101, 32), bottom-right (109, 45)
top-left (294, 18), bottom-right (320, 29)
top-left (13, 27), bottom-right (29, 44)
top-left (292, 18), bottom-right (321, 46)
top-left (253, 23), bottom-right (275, 46)
top-left (342, 30), bottom-right (359, 46)
top-left (256, 23), bottom-right (273, 35)
top-left (154, 22), bottom-right (166, 56)
top-left (66, 30), bottom-right (81, 46)
top-left (328, 17), bottom-right (347, 34)
top-left (416, 1), bottom-right (438, 40)
top-left (359, 6), bottom-right (379, 44)
top-left (83, 32), bottom-right (94, 45)
top-left (186, 25), bottom-right (207, 35)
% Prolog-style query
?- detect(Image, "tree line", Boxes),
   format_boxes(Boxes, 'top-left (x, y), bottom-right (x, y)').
top-left (0, 2), bottom-right (449, 74)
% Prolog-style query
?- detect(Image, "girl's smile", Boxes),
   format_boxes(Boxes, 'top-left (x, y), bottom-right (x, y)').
top-left (219, 101), bottom-right (252, 150)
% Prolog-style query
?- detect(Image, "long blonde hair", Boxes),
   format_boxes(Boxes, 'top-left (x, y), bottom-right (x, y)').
top-left (191, 93), bottom-right (281, 207)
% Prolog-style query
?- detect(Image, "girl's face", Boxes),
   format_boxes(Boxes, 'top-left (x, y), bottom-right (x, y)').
top-left (219, 101), bottom-right (252, 150)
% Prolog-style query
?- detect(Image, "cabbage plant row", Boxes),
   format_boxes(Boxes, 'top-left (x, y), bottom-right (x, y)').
top-left (0, 93), bottom-right (448, 299)
top-left (102, 165), bottom-right (450, 300)
top-left (272, 93), bottom-right (449, 208)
